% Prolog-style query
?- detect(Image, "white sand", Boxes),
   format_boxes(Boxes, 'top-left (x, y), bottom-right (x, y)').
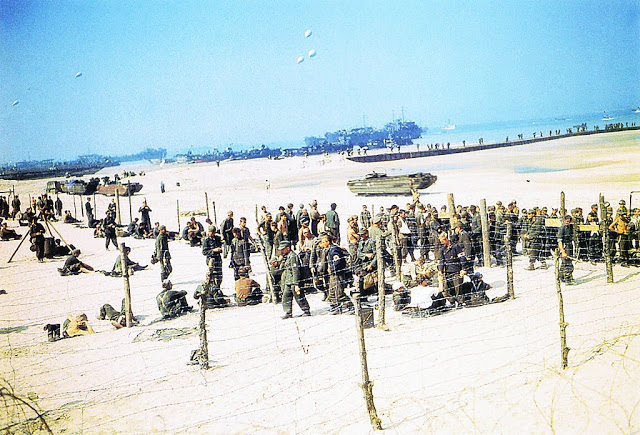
top-left (1, 130), bottom-right (639, 433)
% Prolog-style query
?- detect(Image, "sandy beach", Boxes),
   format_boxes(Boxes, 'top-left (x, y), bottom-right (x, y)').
top-left (1, 129), bottom-right (640, 433)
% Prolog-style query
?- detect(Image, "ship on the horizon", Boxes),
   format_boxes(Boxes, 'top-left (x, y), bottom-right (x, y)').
top-left (0, 157), bottom-right (117, 181)
top-left (304, 119), bottom-right (422, 151)
top-left (602, 111), bottom-right (614, 121)
top-left (442, 120), bottom-right (456, 131)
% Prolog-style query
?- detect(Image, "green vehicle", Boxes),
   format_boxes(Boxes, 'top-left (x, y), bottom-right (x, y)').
top-left (347, 171), bottom-right (437, 196)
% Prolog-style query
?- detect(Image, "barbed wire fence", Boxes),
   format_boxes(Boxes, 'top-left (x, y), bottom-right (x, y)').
top-left (1, 191), bottom-right (639, 432)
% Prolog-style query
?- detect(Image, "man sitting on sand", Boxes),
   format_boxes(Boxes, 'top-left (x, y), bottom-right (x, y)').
top-left (194, 270), bottom-right (230, 309)
top-left (110, 246), bottom-right (147, 276)
top-left (59, 249), bottom-right (94, 275)
top-left (156, 280), bottom-right (192, 319)
top-left (0, 222), bottom-right (21, 240)
top-left (97, 298), bottom-right (139, 329)
top-left (234, 267), bottom-right (263, 306)
top-left (63, 210), bottom-right (79, 224)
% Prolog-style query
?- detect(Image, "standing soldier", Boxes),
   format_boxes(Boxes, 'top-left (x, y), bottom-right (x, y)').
top-left (360, 205), bottom-right (372, 230)
top-left (10, 194), bottom-right (20, 219)
top-left (586, 204), bottom-right (602, 262)
top-left (85, 197), bottom-right (94, 226)
top-left (221, 211), bottom-right (234, 258)
top-left (54, 195), bottom-right (63, 217)
top-left (436, 231), bottom-right (464, 306)
top-left (272, 240), bottom-right (311, 319)
top-left (309, 200), bottom-right (320, 236)
top-left (230, 227), bottom-right (250, 280)
top-left (558, 215), bottom-right (575, 283)
top-left (526, 208), bottom-right (548, 270)
top-left (202, 226), bottom-right (223, 287)
top-left (29, 217), bottom-right (46, 262)
top-left (103, 211), bottom-right (118, 250)
top-left (325, 203), bottom-right (340, 244)
top-left (155, 225), bottom-right (172, 280)
top-left (139, 200), bottom-right (152, 232)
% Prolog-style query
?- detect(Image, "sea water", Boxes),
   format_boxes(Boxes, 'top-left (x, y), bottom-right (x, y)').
top-left (415, 108), bottom-right (639, 148)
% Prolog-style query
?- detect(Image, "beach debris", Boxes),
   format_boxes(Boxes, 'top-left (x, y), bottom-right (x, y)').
top-left (179, 207), bottom-right (207, 217)
top-left (134, 327), bottom-right (198, 342)
top-left (304, 29), bottom-right (312, 38)
top-left (308, 49), bottom-right (316, 58)
top-left (296, 55), bottom-right (304, 64)
top-left (11, 100), bottom-right (19, 106)
top-left (75, 72), bottom-right (83, 78)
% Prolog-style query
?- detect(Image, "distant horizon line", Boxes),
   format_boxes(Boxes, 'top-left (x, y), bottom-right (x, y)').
top-left (3, 107), bottom-right (638, 165)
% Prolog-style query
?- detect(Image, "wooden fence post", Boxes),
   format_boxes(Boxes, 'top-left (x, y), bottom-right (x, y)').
top-left (480, 199), bottom-right (491, 267)
top-left (115, 189), bottom-right (122, 225)
top-left (391, 223), bottom-right (402, 281)
top-left (119, 243), bottom-right (133, 328)
top-left (560, 191), bottom-right (566, 219)
top-left (198, 296), bottom-right (210, 369)
top-left (505, 221), bottom-right (515, 299)
top-left (212, 201), bottom-right (217, 227)
top-left (93, 193), bottom-right (97, 217)
top-left (553, 251), bottom-right (569, 369)
top-left (205, 192), bottom-right (210, 221)
top-left (72, 195), bottom-right (77, 220)
top-left (127, 181), bottom-right (133, 223)
top-left (375, 236), bottom-right (387, 330)
top-left (352, 290), bottom-right (383, 430)
top-left (176, 200), bottom-right (181, 232)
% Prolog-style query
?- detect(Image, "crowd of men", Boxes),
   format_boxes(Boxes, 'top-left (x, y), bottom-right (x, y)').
top-left (3, 189), bottom-right (639, 325)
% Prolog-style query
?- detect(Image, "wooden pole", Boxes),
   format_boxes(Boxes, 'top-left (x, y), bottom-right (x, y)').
top-left (44, 219), bottom-right (72, 251)
top-left (93, 193), bottom-right (97, 217)
top-left (198, 295), bottom-right (210, 369)
top-left (375, 236), bottom-right (387, 330)
top-left (599, 194), bottom-right (613, 283)
top-left (447, 193), bottom-right (456, 221)
top-left (115, 188), bottom-right (122, 225)
top-left (72, 195), bottom-right (77, 220)
top-left (505, 221), bottom-right (515, 299)
top-left (80, 195), bottom-right (84, 218)
top-left (7, 228), bottom-right (30, 263)
top-left (553, 251), bottom-right (569, 369)
top-left (176, 200), bottom-right (181, 232)
top-left (119, 243), bottom-right (133, 328)
top-left (212, 201), bottom-right (217, 227)
top-left (205, 192), bottom-right (210, 221)
top-left (559, 191), bottom-right (566, 220)
top-left (352, 290), bottom-right (383, 430)
top-left (480, 199), bottom-right (491, 267)
top-left (391, 221), bottom-right (402, 280)
top-left (127, 181), bottom-right (133, 223)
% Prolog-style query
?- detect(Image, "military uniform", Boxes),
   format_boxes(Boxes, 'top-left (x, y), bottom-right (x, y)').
top-left (558, 221), bottom-right (574, 282)
top-left (436, 239), bottom-right (464, 305)
top-left (157, 289), bottom-right (190, 318)
top-left (155, 230), bottom-right (172, 280)
top-left (103, 213), bottom-right (118, 250)
top-left (360, 207), bottom-right (372, 230)
top-left (274, 241), bottom-right (310, 318)
top-left (325, 208), bottom-right (340, 243)
top-left (202, 233), bottom-right (223, 285)
top-left (527, 214), bottom-right (547, 269)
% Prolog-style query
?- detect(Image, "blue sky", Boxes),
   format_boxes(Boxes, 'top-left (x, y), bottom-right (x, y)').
top-left (1, 1), bottom-right (638, 162)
